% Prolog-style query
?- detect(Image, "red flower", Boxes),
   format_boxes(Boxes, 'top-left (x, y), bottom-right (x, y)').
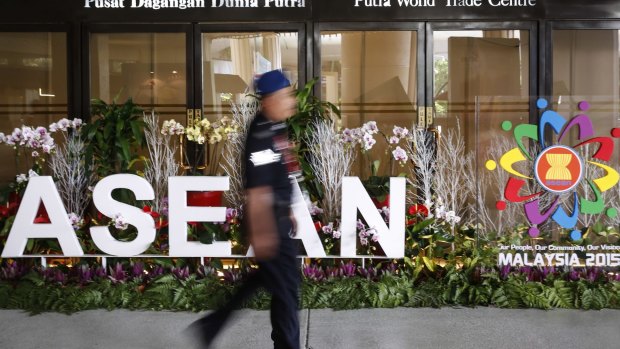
top-left (142, 206), bottom-right (161, 219)
top-left (8, 202), bottom-right (19, 215)
top-left (33, 203), bottom-right (50, 223)
top-left (155, 219), bottom-right (169, 229)
top-left (33, 214), bottom-right (50, 224)
top-left (313, 221), bottom-right (322, 233)
top-left (408, 204), bottom-right (429, 217)
top-left (143, 206), bottom-right (168, 229)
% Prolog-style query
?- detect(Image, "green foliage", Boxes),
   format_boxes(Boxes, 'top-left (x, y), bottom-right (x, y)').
top-left (0, 253), bottom-right (620, 314)
top-left (361, 175), bottom-right (391, 202)
top-left (544, 280), bottom-right (574, 309)
top-left (406, 281), bottom-right (446, 308)
top-left (288, 78), bottom-right (340, 201)
top-left (0, 267), bottom-right (618, 314)
top-left (83, 98), bottom-right (146, 179)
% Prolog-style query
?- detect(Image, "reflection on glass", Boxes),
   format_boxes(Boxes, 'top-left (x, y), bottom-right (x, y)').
top-left (90, 33), bottom-right (186, 121)
top-left (433, 30), bottom-right (530, 155)
top-left (552, 30), bottom-right (620, 155)
top-left (321, 31), bottom-right (418, 176)
top-left (0, 32), bottom-right (67, 185)
top-left (475, 95), bottom-right (532, 236)
top-left (202, 32), bottom-right (298, 119)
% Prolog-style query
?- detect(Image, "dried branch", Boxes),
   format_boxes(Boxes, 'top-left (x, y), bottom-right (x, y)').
top-left (466, 136), bottom-right (523, 236)
top-left (221, 97), bottom-right (258, 210)
top-left (306, 119), bottom-right (356, 223)
top-left (49, 133), bottom-right (94, 219)
top-left (433, 122), bottom-right (471, 220)
top-left (403, 128), bottom-right (436, 207)
top-left (143, 111), bottom-right (180, 213)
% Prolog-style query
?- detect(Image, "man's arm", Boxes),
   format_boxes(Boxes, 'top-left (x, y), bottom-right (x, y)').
top-left (246, 186), bottom-right (279, 260)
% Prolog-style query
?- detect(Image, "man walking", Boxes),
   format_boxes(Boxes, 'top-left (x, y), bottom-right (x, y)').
top-left (188, 69), bottom-right (300, 349)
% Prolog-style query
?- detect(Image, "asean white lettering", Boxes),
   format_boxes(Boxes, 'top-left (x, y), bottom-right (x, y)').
top-left (1, 175), bottom-right (406, 259)
top-left (264, 0), bottom-right (305, 7)
top-left (131, 0), bottom-right (205, 9)
top-left (354, 0), bottom-right (391, 7)
top-left (84, 0), bottom-right (126, 8)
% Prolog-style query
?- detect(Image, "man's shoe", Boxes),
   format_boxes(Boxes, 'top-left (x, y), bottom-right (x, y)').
top-left (185, 313), bottom-right (224, 349)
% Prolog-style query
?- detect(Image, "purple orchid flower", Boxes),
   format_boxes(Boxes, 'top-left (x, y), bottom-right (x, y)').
top-left (131, 261), bottom-right (145, 279)
top-left (499, 264), bottom-right (512, 280)
top-left (358, 266), bottom-right (378, 281)
top-left (171, 266), bottom-right (190, 280)
top-left (341, 262), bottom-right (357, 278)
top-left (150, 265), bottom-right (165, 278)
top-left (0, 261), bottom-right (27, 281)
top-left (108, 263), bottom-right (127, 284)
top-left (41, 268), bottom-right (67, 285)
top-left (222, 268), bottom-right (244, 284)
top-left (197, 265), bottom-right (218, 279)
top-left (584, 267), bottom-right (602, 283)
top-left (567, 268), bottom-right (580, 282)
top-left (302, 264), bottom-right (325, 282)
top-left (77, 265), bottom-right (94, 285)
top-left (94, 266), bottom-right (107, 278)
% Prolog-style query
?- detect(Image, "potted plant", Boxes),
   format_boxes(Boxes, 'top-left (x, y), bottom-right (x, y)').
top-left (182, 114), bottom-right (240, 207)
top-left (83, 97), bottom-right (145, 179)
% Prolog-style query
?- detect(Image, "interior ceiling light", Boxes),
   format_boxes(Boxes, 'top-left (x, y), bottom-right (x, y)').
top-left (38, 88), bottom-right (55, 97)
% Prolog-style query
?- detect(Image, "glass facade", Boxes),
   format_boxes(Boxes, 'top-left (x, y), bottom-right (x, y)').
top-left (552, 29), bottom-right (620, 160)
top-left (202, 31), bottom-right (298, 119)
top-left (90, 32), bottom-right (187, 121)
top-left (0, 0), bottom-right (619, 265)
top-left (321, 30), bottom-right (418, 177)
top-left (433, 30), bottom-right (530, 156)
top-left (0, 32), bottom-right (67, 184)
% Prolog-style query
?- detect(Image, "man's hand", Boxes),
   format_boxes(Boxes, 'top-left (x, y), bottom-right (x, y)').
top-left (246, 186), bottom-right (279, 260)
top-left (289, 210), bottom-right (297, 237)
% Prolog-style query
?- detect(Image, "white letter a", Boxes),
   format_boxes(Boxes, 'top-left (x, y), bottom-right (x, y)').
top-left (1, 177), bottom-right (83, 257)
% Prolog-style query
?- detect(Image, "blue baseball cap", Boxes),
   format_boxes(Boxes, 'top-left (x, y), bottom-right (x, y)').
top-left (255, 70), bottom-right (291, 96)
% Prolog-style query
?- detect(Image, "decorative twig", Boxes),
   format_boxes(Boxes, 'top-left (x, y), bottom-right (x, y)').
top-left (49, 132), bottom-right (94, 220)
top-left (221, 97), bottom-right (258, 210)
top-left (404, 128), bottom-right (436, 207)
top-left (143, 111), bottom-right (181, 213)
top-left (306, 119), bottom-right (355, 223)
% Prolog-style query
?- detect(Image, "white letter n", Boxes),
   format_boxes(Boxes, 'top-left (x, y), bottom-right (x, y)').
top-left (340, 177), bottom-right (405, 258)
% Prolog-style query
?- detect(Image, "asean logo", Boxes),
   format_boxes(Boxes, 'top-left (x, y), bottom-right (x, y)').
top-left (486, 99), bottom-right (620, 242)
top-left (534, 145), bottom-right (583, 194)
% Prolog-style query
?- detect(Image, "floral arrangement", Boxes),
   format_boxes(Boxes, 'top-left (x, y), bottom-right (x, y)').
top-left (1, 258), bottom-right (618, 313)
top-left (144, 112), bottom-right (183, 213)
top-left (0, 98), bottom-right (617, 315)
top-left (182, 116), bottom-right (239, 175)
top-left (0, 122), bottom-right (57, 174)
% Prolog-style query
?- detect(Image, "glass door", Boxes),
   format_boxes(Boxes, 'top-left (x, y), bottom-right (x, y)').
top-left (86, 24), bottom-right (192, 122)
top-left (549, 21), bottom-right (620, 152)
top-left (0, 26), bottom-right (69, 185)
top-left (198, 24), bottom-right (305, 121)
top-left (428, 22), bottom-right (537, 153)
top-left (426, 22), bottom-right (537, 235)
top-left (317, 23), bottom-right (425, 178)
